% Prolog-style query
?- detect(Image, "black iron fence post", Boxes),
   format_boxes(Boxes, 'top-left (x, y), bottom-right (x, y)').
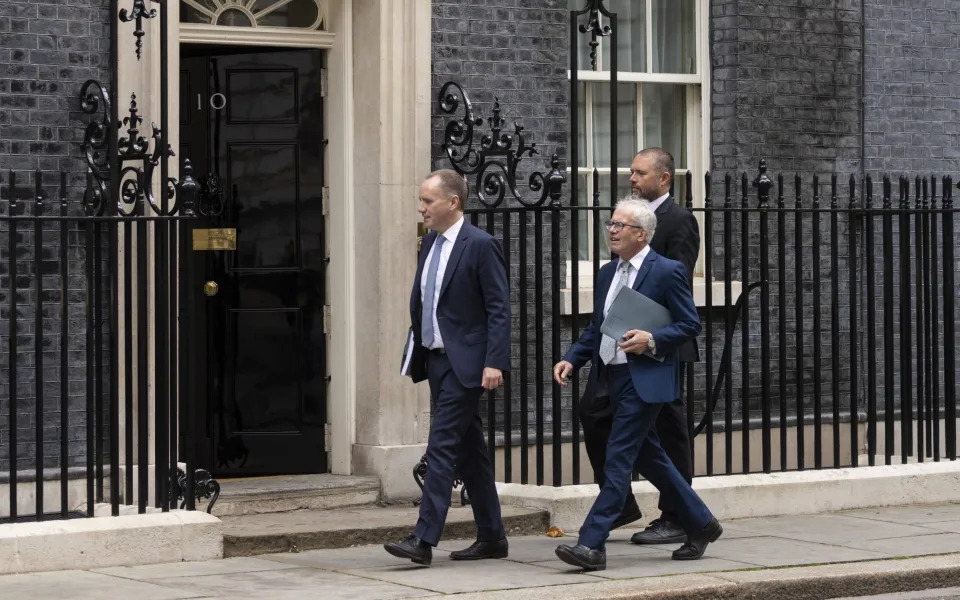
top-left (754, 161), bottom-right (773, 473)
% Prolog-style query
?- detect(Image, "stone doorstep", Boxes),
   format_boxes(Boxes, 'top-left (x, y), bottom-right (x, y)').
top-left (498, 460), bottom-right (960, 531)
top-left (211, 473), bottom-right (381, 517)
top-left (443, 554), bottom-right (960, 600)
top-left (220, 504), bottom-right (550, 558)
top-left (0, 508), bottom-right (222, 576)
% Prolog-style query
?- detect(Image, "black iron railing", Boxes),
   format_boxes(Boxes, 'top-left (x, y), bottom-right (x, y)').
top-left (460, 162), bottom-right (958, 486)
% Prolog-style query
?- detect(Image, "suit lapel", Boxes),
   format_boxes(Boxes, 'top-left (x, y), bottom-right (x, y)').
top-left (632, 250), bottom-right (657, 291)
top-left (438, 224), bottom-right (470, 300)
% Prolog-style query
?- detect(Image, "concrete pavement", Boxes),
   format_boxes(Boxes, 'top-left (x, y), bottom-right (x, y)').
top-left (4, 502), bottom-right (960, 599)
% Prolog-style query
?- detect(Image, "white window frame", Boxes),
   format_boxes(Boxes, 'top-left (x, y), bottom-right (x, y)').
top-left (562, 0), bottom-right (739, 312)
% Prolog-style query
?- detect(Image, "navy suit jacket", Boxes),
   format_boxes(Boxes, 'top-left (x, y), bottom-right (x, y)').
top-left (562, 249), bottom-right (701, 404)
top-left (408, 222), bottom-right (511, 388)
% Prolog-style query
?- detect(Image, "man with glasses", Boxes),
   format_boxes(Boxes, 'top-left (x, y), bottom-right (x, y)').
top-left (578, 147), bottom-right (702, 543)
top-left (552, 199), bottom-right (718, 571)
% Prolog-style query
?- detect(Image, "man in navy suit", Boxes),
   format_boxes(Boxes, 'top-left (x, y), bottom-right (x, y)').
top-left (384, 169), bottom-right (511, 566)
top-left (553, 199), bottom-right (720, 571)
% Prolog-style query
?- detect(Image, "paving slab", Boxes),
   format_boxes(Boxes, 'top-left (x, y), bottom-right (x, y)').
top-left (839, 533), bottom-right (960, 557)
top-left (728, 513), bottom-right (938, 544)
top-left (143, 566), bottom-right (439, 600)
top-left (702, 534), bottom-right (892, 567)
top-left (532, 553), bottom-right (758, 579)
top-left (341, 558), bottom-right (601, 594)
top-left (93, 556), bottom-right (303, 580)
top-left (0, 570), bottom-right (205, 600)
top-left (839, 504), bottom-right (960, 525)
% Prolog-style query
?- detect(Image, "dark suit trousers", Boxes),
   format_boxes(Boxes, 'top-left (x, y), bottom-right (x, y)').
top-left (580, 368), bottom-right (694, 522)
top-left (414, 352), bottom-right (504, 546)
top-left (578, 365), bottom-right (711, 549)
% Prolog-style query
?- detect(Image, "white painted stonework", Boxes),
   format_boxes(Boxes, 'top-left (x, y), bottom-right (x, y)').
top-left (497, 461), bottom-right (960, 531)
top-left (0, 509), bottom-right (221, 575)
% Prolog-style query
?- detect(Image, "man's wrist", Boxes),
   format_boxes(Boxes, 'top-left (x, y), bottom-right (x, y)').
top-left (647, 335), bottom-right (656, 353)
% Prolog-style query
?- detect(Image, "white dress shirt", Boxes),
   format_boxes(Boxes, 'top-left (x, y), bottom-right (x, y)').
top-left (420, 216), bottom-right (464, 349)
top-left (645, 192), bottom-right (669, 213)
top-left (601, 245), bottom-right (651, 365)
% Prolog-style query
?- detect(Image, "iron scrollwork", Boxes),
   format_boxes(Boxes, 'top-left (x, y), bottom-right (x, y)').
top-left (439, 81), bottom-right (566, 208)
top-left (119, 0), bottom-right (159, 60)
top-left (574, 0), bottom-right (613, 71)
top-left (170, 467), bottom-right (221, 514)
top-left (412, 454), bottom-right (470, 508)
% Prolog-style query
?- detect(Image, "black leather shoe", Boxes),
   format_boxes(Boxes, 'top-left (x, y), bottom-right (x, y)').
top-left (672, 518), bottom-right (722, 561)
top-left (384, 535), bottom-right (433, 565)
top-left (555, 543), bottom-right (606, 571)
top-left (631, 517), bottom-right (687, 544)
top-left (612, 506), bottom-right (643, 530)
top-left (449, 538), bottom-right (508, 560)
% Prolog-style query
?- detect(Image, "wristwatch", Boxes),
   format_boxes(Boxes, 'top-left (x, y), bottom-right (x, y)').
top-left (647, 336), bottom-right (656, 353)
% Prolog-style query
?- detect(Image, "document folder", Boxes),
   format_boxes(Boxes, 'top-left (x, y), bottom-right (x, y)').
top-left (600, 287), bottom-right (672, 361)
top-left (400, 328), bottom-right (416, 377)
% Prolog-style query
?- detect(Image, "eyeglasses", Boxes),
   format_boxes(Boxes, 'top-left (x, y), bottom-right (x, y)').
top-left (604, 220), bottom-right (644, 233)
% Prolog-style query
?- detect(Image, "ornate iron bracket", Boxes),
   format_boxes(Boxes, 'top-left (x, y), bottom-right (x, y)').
top-left (170, 467), bottom-right (221, 514)
top-left (439, 81), bottom-right (566, 207)
top-left (412, 454), bottom-right (470, 508)
top-left (574, 0), bottom-right (613, 71)
top-left (119, 0), bottom-right (159, 60)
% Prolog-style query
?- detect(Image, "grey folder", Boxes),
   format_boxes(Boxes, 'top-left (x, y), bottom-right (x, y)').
top-left (600, 286), bottom-right (672, 361)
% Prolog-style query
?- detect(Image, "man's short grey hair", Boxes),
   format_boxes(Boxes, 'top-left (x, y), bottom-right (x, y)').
top-left (615, 197), bottom-right (656, 244)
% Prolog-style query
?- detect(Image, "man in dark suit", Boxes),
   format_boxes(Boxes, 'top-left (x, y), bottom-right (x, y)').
top-left (553, 200), bottom-right (719, 571)
top-left (578, 147), bottom-right (701, 543)
top-left (384, 169), bottom-right (511, 566)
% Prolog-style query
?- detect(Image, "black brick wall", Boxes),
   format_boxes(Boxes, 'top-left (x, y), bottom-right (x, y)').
top-left (431, 0), bottom-right (572, 440)
top-left (0, 0), bottom-right (112, 476)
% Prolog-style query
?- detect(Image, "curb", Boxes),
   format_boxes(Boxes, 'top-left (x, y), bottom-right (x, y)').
top-left (223, 509), bottom-right (550, 557)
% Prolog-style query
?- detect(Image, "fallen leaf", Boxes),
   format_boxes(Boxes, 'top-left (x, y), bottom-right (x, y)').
top-left (546, 526), bottom-right (564, 537)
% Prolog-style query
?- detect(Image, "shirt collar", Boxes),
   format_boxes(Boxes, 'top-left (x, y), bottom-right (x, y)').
top-left (438, 215), bottom-right (465, 245)
top-left (619, 244), bottom-right (650, 274)
top-left (646, 193), bottom-right (670, 213)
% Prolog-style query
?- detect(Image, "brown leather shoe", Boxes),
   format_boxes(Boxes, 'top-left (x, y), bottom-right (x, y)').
top-left (672, 518), bottom-right (722, 560)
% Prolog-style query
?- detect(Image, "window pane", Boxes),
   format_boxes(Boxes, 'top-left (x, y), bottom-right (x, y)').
top-left (570, 82), bottom-right (587, 168)
top-left (255, 0), bottom-right (321, 28)
top-left (651, 0), bottom-right (697, 74)
top-left (642, 84), bottom-right (686, 168)
top-left (601, 0), bottom-right (646, 73)
top-left (673, 171), bottom-right (690, 207)
top-left (569, 0), bottom-right (645, 72)
top-left (591, 83), bottom-right (636, 168)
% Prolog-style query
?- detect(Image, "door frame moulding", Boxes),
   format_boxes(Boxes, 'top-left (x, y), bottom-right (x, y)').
top-left (179, 24), bottom-right (335, 49)
top-left (169, 1), bottom-right (355, 475)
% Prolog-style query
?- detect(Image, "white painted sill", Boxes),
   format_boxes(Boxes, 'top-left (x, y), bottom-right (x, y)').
top-left (559, 261), bottom-right (743, 315)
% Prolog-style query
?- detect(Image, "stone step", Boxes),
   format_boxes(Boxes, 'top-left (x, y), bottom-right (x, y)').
top-left (220, 504), bottom-right (551, 558)
top-left (210, 474), bottom-right (380, 517)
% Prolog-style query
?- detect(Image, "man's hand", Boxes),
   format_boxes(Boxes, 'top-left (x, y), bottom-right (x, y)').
top-left (619, 329), bottom-right (651, 355)
top-left (482, 367), bottom-right (503, 390)
top-left (553, 360), bottom-right (574, 387)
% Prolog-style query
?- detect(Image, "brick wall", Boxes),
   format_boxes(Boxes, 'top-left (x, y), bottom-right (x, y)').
top-left (863, 0), bottom-right (960, 174)
top-left (431, 0), bottom-right (572, 449)
top-left (0, 0), bottom-right (112, 476)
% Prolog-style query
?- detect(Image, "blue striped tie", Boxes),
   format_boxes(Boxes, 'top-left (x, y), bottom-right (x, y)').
top-left (421, 236), bottom-right (446, 347)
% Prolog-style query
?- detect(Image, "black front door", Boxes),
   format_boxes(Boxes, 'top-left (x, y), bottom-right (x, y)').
top-left (180, 47), bottom-right (327, 476)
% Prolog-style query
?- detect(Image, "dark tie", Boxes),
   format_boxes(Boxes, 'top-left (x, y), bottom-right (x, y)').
top-left (421, 236), bottom-right (446, 346)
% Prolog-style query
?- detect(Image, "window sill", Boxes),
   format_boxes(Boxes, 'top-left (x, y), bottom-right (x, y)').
top-left (559, 277), bottom-right (743, 316)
